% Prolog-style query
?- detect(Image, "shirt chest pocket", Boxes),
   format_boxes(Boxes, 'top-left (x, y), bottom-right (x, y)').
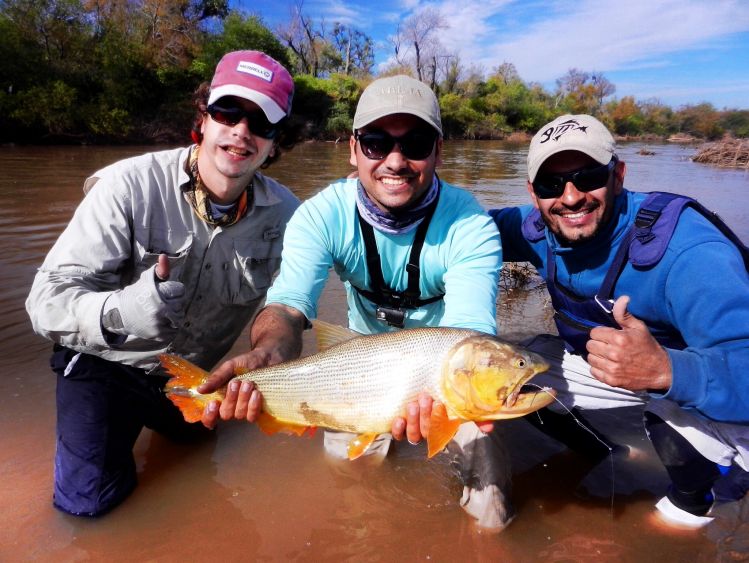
top-left (223, 239), bottom-right (282, 306)
top-left (132, 231), bottom-right (193, 283)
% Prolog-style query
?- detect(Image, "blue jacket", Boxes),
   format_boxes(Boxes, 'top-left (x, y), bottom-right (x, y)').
top-left (491, 189), bottom-right (749, 424)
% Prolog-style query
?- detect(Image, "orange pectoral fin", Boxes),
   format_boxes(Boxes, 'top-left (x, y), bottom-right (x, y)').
top-left (347, 433), bottom-right (379, 460)
top-left (255, 411), bottom-right (310, 437)
top-left (427, 403), bottom-right (462, 459)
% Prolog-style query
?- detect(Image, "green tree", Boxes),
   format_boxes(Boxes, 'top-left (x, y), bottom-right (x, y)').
top-left (719, 110), bottom-right (749, 137)
top-left (555, 68), bottom-right (614, 115)
top-left (606, 96), bottom-right (645, 136)
top-left (639, 99), bottom-right (676, 137)
top-left (199, 12), bottom-right (291, 79)
top-left (676, 103), bottom-right (724, 139)
top-left (329, 22), bottom-right (374, 77)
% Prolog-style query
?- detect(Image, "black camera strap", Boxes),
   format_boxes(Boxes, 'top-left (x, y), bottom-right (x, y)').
top-left (354, 190), bottom-right (444, 326)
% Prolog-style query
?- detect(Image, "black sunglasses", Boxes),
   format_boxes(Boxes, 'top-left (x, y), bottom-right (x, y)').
top-left (206, 103), bottom-right (279, 139)
top-left (532, 158), bottom-right (617, 199)
top-left (355, 129), bottom-right (437, 161)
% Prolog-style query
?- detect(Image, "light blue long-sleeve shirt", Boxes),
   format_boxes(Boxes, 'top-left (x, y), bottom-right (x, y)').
top-left (266, 177), bottom-right (502, 335)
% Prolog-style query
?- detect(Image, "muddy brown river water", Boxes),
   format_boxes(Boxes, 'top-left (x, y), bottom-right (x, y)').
top-left (1, 140), bottom-right (747, 561)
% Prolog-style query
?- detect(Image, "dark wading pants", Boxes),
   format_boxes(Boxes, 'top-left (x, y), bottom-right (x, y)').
top-left (51, 345), bottom-right (209, 517)
top-left (644, 411), bottom-right (721, 515)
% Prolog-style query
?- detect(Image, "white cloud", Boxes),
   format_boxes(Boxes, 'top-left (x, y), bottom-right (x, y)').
top-left (438, 0), bottom-right (749, 81)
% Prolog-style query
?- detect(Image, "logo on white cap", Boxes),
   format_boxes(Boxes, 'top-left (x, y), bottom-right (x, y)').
top-left (236, 61), bottom-right (273, 83)
top-left (538, 119), bottom-right (588, 144)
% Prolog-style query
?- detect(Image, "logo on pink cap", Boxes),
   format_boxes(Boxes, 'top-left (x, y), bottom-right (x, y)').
top-left (208, 51), bottom-right (294, 124)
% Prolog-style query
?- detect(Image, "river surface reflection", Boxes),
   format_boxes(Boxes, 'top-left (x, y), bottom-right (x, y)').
top-left (1, 140), bottom-right (747, 561)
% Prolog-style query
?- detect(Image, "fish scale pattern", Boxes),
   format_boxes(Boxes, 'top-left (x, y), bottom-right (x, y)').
top-left (235, 327), bottom-right (479, 432)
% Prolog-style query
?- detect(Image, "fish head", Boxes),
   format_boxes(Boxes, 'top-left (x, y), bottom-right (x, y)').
top-left (440, 335), bottom-right (555, 421)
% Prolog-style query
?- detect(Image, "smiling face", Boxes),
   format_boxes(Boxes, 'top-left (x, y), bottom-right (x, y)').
top-left (349, 113), bottom-right (442, 213)
top-left (197, 96), bottom-right (276, 205)
top-left (527, 150), bottom-right (626, 246)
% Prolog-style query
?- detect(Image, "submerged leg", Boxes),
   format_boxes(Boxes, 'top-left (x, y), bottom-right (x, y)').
top-left (446, 422), bottom-right (514, 530)
top-left (525, 407), bottom-right (618, 463)
top-left (52, 347), bottom-right (142, 517)
top-left (645, 411), bottom-right (720, 517)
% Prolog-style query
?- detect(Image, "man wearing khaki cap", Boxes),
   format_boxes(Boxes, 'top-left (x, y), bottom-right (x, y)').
top-left (26, 50), bottom-right (300, 516)
top-left (201, 75), bottom-right (518, 530)
top-left (491, 114), bottom-right (749, 529)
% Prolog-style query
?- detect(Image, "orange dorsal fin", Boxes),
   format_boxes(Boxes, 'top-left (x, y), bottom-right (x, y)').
top-left (255, 411), bottom-right (310, 437)
top-left (427, 403), bottom-right (462, 458)
top-left (311, 319), bottom-right (360, 351)
top-left (160, 354), bottom-right (221, 423)
top-left (347, 433), bottom-right (379, 460)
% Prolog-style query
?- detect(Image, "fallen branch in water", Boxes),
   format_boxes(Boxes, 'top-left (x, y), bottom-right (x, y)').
top-left (692, 138), bottom-right (749, 169)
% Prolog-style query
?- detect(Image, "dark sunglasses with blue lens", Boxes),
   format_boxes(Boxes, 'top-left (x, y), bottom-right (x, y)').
top-left (354, 129), bottom-right (438, 161)
top-left (206, 102), bottom-right (279, 139)
top-left (532, 157), bottom-right (618, 199)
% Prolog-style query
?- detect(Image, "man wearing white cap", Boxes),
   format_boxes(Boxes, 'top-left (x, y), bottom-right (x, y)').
top-left (201, 75), bottom-right (516, 529)
top-left (491, 114), bottom-right (749, 529)
top-left (26, 50), bottom-right (300, 516)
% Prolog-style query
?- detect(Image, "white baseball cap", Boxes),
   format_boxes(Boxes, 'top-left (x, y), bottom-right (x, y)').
top-left (527, 114), bottom-right (616, 181)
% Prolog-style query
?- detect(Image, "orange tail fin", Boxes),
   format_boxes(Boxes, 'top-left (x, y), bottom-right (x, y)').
top-left (427, 403), bottom-right (462, 458)
top-left (160, 354), bottom-right (224, 423)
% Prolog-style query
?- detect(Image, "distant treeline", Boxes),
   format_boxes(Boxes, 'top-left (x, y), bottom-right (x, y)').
top-left (2, 1), bottom-right (747, 144)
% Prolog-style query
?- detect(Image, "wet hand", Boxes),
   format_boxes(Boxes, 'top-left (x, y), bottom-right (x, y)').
top-left (587, 296), bottom-right (672, 391)
top-left (200, 379), bottom-right (264, 429)
top-left (392, 393), bottom-right (432, 443)
top-left (198, 351), bottom-right (271, 428)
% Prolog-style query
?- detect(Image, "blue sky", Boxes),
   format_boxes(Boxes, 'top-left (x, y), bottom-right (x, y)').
top-left (232, 0), bottom-right (749, 110)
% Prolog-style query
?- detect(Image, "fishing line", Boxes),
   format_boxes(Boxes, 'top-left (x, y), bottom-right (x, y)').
top-left (525, 383), bottom-right (618, 516)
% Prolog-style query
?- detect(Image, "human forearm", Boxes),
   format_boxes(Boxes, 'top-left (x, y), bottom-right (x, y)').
top-left (250, 303), bottom-right (306, 364)
top-left (663, 347), bottom-right (749, 423)
top-left (26, 269), bottom-right (115, 350)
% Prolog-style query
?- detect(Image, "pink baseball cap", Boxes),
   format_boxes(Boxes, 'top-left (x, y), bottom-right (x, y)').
top-left (208, 51), bottom-right (294, 124)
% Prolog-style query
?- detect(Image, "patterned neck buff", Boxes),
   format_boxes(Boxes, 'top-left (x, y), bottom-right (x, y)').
top-left (356, 176), bottom-right (439, 235)
top-left (184, 145), bottom-right (252, 227)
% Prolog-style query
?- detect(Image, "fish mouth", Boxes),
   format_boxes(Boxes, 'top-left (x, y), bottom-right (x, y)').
top-left (482, 383), bottom-right (556, 420)
top-left (468, 362), bottom-right (556, 420)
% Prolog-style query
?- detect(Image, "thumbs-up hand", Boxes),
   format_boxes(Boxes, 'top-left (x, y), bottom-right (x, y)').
top-left (107, 253), bottom-right (186, 341)
top-left (586, 296), bottom-right (672, 392)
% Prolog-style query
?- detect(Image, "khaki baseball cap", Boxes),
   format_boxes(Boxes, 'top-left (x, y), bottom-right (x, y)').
top-left (527, 114), bottom-right (616, 181)
top-left (353, 75), bottom-right (442, 136)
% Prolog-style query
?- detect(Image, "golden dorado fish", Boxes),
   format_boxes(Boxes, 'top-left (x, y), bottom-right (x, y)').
top-left (160, 321), bottom-right (555, 460)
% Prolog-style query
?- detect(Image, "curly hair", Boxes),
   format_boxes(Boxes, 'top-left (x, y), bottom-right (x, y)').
top-left (190, 82), bottom-right (304, 168)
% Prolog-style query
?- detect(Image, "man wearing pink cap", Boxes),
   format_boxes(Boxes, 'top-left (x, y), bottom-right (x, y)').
top-left (26, 51), bottom-right (300, 517)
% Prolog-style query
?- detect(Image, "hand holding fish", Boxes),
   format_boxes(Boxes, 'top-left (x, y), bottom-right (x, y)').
top-left (393, 394), bottom-right (495, 443)
top-left (587, 296), bottom-right (672, 391)
top-left (198, 351), bottom-right (269, 428)
top-left (198, 304), bottom-right (308, 428)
